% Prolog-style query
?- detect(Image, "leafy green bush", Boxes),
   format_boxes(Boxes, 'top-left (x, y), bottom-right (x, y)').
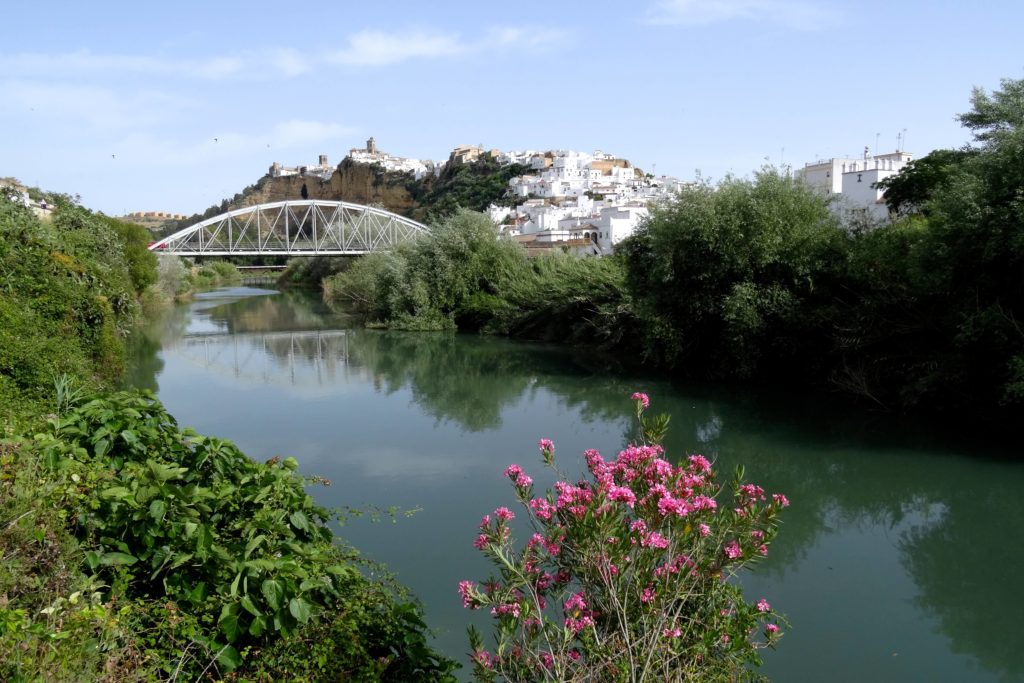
top-left (35, 390), bottom-right (455, 678)
top-left (619, 168), bottom-right (846, 378)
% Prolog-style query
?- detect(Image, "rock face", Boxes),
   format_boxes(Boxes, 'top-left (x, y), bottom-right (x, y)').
top-left (238, 159), bottom-right (421, 217)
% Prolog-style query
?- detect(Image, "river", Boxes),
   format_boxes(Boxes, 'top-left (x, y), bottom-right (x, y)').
top-left (126, 287), bottom-right (1024, 682)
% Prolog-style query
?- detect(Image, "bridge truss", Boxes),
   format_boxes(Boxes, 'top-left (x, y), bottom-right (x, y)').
top-left (149, 200), bottom-right (429, 256)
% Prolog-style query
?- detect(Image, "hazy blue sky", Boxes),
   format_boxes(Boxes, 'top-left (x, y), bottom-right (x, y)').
top-left (2, 0), bottom-right (1021, 215)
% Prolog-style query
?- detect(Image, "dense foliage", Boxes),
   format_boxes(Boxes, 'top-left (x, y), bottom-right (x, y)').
top-left (0, 193), bottom-right (454, 680)
top-left (462, 394), bottom-right (788, 681)
top-left (409, 157), bottom-right (530, 221)
top-left (0, 196), bottom-right (155, 424)
top-left (619, 168), bottom-right (846, 379)
top-left (324, 209), bottom-right (633, 344)
top-left (619, 77), bottom-right (1024, 421)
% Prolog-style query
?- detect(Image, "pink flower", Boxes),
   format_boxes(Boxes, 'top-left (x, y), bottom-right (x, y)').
top-left (721, 634), bottom-right (730, 644)
top-left (494, 506), bottom-right (515, 521)
top-left (472, 650), bottom-right (494, 669)
top-left (641, 586), bottom-right (657, 603)
top-left (503, 463), bottom-right (534, 488)
top-left (723, 540), bottom-right (742, 559)
top-left (641, 531), bottom-right (670, 549)
top-left (565, 615), bottom-right (594, 633)
top-left (568, 649), bottom-right (581, 661)
top-left (630, 392), bottom-right (650, 409)
top-left (538, 438), bottom-right (555, 453)
top-left (773, 493), bottom-right (790, 507)
top-left (662, 627), bottom-right (682, 638)
top-left (699, 523), bottom-right (711, 537)
top-left (607, 484), bottom-right (636, 508)
top-left (756, 598), bottom-right (771, 612)
top-left (529, 497), bottom-right (555, 520)
top-left (688, 454), bottom-right (712, 473)
top-left (758, 544), bottom-right (768, 556)
top-left (458, 580), bottom-right (478, 609)
top-left (564, 592), bottom-right (587, 612)
top-left (491, 602), bottom-right (521, 618)
top-left (540, 652), bottom-right (554, 670)
top-left (473, 534), bottom-right (489, 550)
top-left (766, 623), bottom-right (779, 635)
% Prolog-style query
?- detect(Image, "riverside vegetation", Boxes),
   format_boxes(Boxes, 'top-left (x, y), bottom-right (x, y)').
top-left (323, 78), bottom-right (1024, 427)
top-left (0, 195), bottom-right (455, 680)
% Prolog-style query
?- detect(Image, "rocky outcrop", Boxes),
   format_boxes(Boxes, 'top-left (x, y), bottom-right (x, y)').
top-left (237, 159), bottom-right (421, 217)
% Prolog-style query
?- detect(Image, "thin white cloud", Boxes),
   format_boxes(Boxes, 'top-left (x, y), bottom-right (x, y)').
top-left (326, 29), bottom-right (467, 66)
top-left (0, 25), bottom-right (566, 82)
top-left (485, 26), bottom-right (567, 51)
top-left (326, 25), bottom-right (568, 67)
top-left (643, 0), bottom-right (837, 30)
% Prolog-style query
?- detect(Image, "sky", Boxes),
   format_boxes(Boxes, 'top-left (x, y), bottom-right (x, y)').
top-left (1, 0), bottom-right (1022, 216)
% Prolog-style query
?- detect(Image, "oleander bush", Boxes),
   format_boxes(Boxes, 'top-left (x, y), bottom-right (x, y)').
top-left (461, 394), bottom-right (788, 682)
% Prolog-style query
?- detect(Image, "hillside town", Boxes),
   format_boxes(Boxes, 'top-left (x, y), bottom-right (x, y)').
top-left (265, 136), bottom-right (914, 255)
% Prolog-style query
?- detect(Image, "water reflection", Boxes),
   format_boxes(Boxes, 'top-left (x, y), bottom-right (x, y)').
top-left (128, 289), bottom-right (1024, 682)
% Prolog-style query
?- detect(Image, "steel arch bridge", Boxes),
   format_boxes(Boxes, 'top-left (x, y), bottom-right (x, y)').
top-left (148, 200), bottom-right (429, 256)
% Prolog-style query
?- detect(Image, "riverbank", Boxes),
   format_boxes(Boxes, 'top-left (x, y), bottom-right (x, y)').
top-left (0, 194), bottom-right (454, 681)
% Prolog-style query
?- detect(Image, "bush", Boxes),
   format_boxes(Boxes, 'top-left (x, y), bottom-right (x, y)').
top-left (460, 393), bottom-right (788, 682)
top-left (34, 390), bottom-right (455, 678)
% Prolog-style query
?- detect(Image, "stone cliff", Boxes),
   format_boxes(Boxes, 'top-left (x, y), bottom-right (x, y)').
top-left (237, 159), bottom-right (420, 217)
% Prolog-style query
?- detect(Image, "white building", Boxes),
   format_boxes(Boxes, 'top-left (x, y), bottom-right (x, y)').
top-left (799, 148), bottom-right (913, 223)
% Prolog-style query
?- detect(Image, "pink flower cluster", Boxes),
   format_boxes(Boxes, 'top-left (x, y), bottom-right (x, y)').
top-left (461, 392), bottom-right (790, 671)
top-left (504, 463), bottom-right (534, 488)
top-left (630, 392), bottom-right (650, 409)
top-left (459, 580), bottom-right (478, 609)
top-left (563, 592), bottom-right (595, 633)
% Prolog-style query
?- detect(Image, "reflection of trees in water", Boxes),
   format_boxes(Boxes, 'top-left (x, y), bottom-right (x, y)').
top-left (203, 289), bottom-right (351, 334)
top-left (129, 287), bottom-right (1024, 680)
top-left (898, 477), bottom-right (1024, 681)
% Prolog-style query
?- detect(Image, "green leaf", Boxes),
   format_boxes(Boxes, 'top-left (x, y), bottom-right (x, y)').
top-left (244, 534), bottom-right (267, 559)
top-left (289, 597), bottom-right (313, 624)
top-left (289, 510), bottom-right (311, 533)
top-left (84, 551), bottom-right (101, 571)
top-left (230, 571), bottom-right (242, 597)
top-left (217, 645), bottom-right (242, 672)
top-left (262, 579), bottom-right (284, 612)
top-left (99, 486), bottom-right (133, 501)
top-left (149, 499), bottom-right (166, 521)
top-left (99, 552), bottom-right (138, 566)
top-left (240, 595), bottom-right (262, 617)
top-left (248, 615), bottom-right (267, 637)
top-left (219, 603), bottom-right (241, 642)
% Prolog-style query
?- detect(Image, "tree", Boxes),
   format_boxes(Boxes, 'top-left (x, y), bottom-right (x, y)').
top-left (873, 148), bottom-right (973, 216)
top-left (619, 168), bottom-right (846, 379)
top-left (957, 76), bottom-right (1024, 145)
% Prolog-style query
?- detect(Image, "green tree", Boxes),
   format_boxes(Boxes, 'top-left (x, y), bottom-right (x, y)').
top-left (874, 148), bottom-right (973, 216)
top-left (619, 168), bottom-right (846, 378)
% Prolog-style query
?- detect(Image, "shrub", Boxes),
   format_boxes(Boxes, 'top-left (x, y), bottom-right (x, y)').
top-left (35, 390), bottom-right (455, 678)
top-left (461, 393), bottom-right (788, 682)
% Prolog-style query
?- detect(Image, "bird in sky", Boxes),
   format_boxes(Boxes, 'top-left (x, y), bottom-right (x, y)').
top-left (214, 137), bottom-right (218, 143)
top-left (111, 154), bottom-right (116, 159)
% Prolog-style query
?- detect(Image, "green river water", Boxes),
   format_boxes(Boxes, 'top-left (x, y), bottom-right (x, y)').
top-left (126, 287), bottom-right (1024, 682)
